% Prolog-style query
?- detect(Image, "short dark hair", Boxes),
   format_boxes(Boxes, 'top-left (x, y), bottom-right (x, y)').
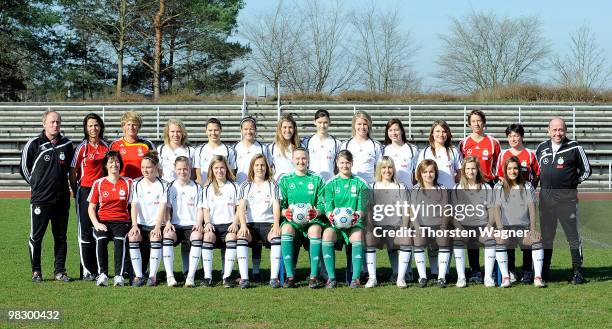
top-left (206, 118), bottom-right (221, 128)
top-left (384, 118), bottom-right (408, 145)
top-left (102, 150), bottom-right (123, 176)
top-left (82, 113), bottom-right (105, 140)
top-left (314, 109), bottom-right (330, 120)
top-left (505, 123), bottom-right (525, 137)
top-left (468, 109), bottom-right (486, 125)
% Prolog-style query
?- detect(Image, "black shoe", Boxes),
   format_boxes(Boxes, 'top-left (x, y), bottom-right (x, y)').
top-left (437, 278), bottom-right (447, 288)
top-left (418, 278), bottom-right (428, 288)
top-left (308, 277), bottom-right (321, 289)
top-left (239, 279), bottom-right (250, 289)
top-left (571, 269), bottom-right (587, 285)
top-left (82, 273), bottom-right (96, 281)
top-left (283, 277), bottom-right (296, 288)
top-left (520, 271), bottom-right (534, 284)
top-left (325, 279), bottom-right (337, 289)
top-left (32, 271), bottom-right (42, 283)
top-left (223, 277), bottom-right (233, 288)
top-left (200, 278), bottom-right (213, 287)
top-left (54, 272), bottom-right (71, 282)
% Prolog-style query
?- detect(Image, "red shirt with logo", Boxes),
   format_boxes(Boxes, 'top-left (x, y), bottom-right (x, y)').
top-left (71, 140), bottom-right (110, 187)
top-left (496, 148), bottom-right (540, 181)
top-left (459, 134), bottom-right (501, 181)
top-left (110, 138), bottom-right (154, 179)
top-left (88, 177), bottom-right (132, 222)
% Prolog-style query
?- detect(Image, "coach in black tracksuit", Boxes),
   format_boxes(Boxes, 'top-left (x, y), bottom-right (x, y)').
top-left (19, 110), bottom-right (74, 282)
top-left (536, 117), bottom-right (591, 284)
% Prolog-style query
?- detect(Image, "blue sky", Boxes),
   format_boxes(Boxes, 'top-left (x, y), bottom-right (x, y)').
top-left (236, 0), bottom-right (612, 92)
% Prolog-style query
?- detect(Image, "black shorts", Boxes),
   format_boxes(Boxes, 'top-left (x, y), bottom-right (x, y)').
top-left (211, 223), bottom-right (232, 249)
top-left (138, 224), bottom-right (155, 242)
top-left (172, 225), bottom-right (194, 246)
top-left (247, 222), bottom-right (276, 248)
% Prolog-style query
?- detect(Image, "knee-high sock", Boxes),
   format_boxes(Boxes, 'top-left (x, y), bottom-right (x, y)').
top-left (532, 247), bottom-right (544, 278)
top-left (187, 240), bottom-right (202, 280)
top-left (365, 247), bottom-right (377, 279)
top-left (428, 248), bottom-right (438, 275)
top-left (252, 243), bottom-right (262, 275)
top-left (281, 234), bottom-right (295, 278)
top-left (162, 239), bottom-right (175, 278)
top-left (309, 238), bottom-right (322, 278)
top-left (270, 237), bottom-right (281, 280)
top-left (237, 239), bottom-right (249, 280)
top-left (322, 241), bottom-right (336, 280)
top-left (181, 243), bottom-right (189, 274)
top-left (453, 241), bottom-right (466, 280)
top-left (496, 247), bottom-right (509, 278)
top-left (387, 249), bottom-right (398, 275)
top-left (149, 241), bottom-right (162, 279)
top-left (352, 241), bottom-right (364, 281)
top-left (414, 247), bottom-right (427, 279)
top-left (201, 242), bottom-right (214, 279)
top-left (397, 246), bottom-right (412, 281)
top-left (484, 246), bottom-right (496, 280)
top-left (129, 242), bottom-right (143, 278)
top-left (223, 241), bottom-right (237, 279)
top-left (437, 247), bottom-right (451, 280)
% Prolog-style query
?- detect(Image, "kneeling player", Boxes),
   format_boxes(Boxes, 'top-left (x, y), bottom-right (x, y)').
top-left (237, 154), bottom-right (282, 288)
top-left (163, 156), bottom-right (204, 287)
top-left (128, 152), bottom-right (167, 286)
top-left (322, 150), bottom-right (369, 288)
top-left (279, 147), bottom-right (327, 288)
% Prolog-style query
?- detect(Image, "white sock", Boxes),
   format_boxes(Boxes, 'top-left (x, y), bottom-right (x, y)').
top-left (201, 242), bottom-right (214, 279)
top-left (237, 239), bottom-right (250, 280)
top-left (187, 240), bottom-right (202, 279)
top-left (397, 247), bottom-right (412, 281)
top-left (162, 239), bottom-right (175, 277)
top-left (453, 242), bottom-right (466, 280)
top-left (223, 241), bottom-right (237, 279)
top-left (129, 242), bottom-right (143, 278)
top-left (533, 248), bottom-right (544, 278)
top-left (366, 247), bottom-right (377, 279)
top-left (148, 242), bottom-right (162, 279)
top-left (429, 249), bottom-right (438, 275)
top-left (414, 248), bottom-right (427, 279)
top-left (270, 237), bottom-right (281, 280)
top-left (496, 248), bottom-right (509, 278)
top-left (484, 247), bottom-right (496, 280)
top-left (438, 248), bottom-right (451, 279)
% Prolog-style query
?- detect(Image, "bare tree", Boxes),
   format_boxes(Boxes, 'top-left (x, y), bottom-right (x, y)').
top-left (551, 24), bottom-right (612, 90)
top-left (352, 5), bottom-right (420, 93)
top-left (437, 12), bottom-right (550, 93)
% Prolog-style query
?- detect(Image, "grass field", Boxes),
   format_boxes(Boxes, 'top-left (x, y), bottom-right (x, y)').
top-left (0, 198), bottom-right (610, 329)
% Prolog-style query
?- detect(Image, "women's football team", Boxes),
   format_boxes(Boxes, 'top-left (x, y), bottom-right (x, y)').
top-left (75, 109), bottom-right (545, 289)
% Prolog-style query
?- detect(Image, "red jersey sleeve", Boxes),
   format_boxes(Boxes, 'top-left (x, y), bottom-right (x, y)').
top-left (88, 179), bottom-right (100, 204)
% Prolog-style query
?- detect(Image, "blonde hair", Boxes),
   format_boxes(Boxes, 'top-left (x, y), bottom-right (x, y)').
top-left (274, 114), bottom-right (300, 157)
top-left (163, 118), bottom-right (188, 146)
top-left (121, 111), bottom-right (143, 127)
top-left (247, 154), bottom-right (274, 182)
top-left (459, 156), bottom-right (485, 189)
top-left (351, 110), bottom-right (372, 138)
top-left (205, 155), bottom-right (236, 196)
top-left (374, 156), bottom-right (398, 183)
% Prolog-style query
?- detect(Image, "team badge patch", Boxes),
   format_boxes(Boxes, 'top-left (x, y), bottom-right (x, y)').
top-left (119, 189), bottom-right (126, 196)
top-left (351, 186), bottom-right (357, 193)
top-left (521, 160), bottom-right (528, 167)
top-left (483, 149), bottom-right (489, 156)
top-left (59, 152), bottom-right (65, 160)
top-left (307, 183), bottom-right (314, 190)
top-left (34, 207), bottom-right (41, 215)
top-left (543, 158), bottom-right (549, 165)
top-left (557, 157), bottom-right (564, 165)
top-left (138, 148), bottom-right (144, 156)
top-left (44, 154), bottom-right (51, 161)
top-left (289, 183), bottom-right (296, 190)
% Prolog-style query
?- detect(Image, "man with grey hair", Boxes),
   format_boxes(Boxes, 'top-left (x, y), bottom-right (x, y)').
top-left (535, 117), bottom-right (591, 284)
top-left (20, 110), bottom-right (74, 282)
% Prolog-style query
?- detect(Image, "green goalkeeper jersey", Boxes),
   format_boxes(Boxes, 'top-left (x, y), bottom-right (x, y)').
top-left (324, 175), bottom-right (369, 215)
top-left (278, 171), bottom-right (326, 215)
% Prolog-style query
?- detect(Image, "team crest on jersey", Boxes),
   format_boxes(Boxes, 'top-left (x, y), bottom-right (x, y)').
top-left (120, 148), bottom-right (127, 155)
top-left (542, 158), bottom-right (549, 165)
top-left (34, 206), bottom-right (41, 215)
top-left (59, 152), bottom-right (65, 160)
top-left (138, 148), bottom-right (144, 156)
top-left (557, 157), bottom-right (564, 165)
top-left (482, 149), bottom-right (488, 156)
top-left (351, 186), bottom-right (357, 193)
top-left (521, 160), bottom-right (528, 168)
top-left (119, 189), bottom-right (126, 196)
top-left (103, 191), bottom-right (109, 197)
top-left (88, 154), bottom-right (95, 160)
top-left (307, 183), bottom-right (314, 190)
top-left (289, 183), bottom-right (296, 190)
top-left (44, 154), bottom-right (51, 161)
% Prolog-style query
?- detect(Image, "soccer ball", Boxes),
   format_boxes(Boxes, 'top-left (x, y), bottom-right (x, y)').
top-left (290, 203), bottom-right (311, 226)
top-left (332, 207), bottom-right (354, 229)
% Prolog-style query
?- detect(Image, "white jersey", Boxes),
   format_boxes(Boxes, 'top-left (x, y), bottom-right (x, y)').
top-left (383, 143), bottom-right (418, 188)
top-left (157, 144), bottom-right (195, 182)
top-left (494, 182), bottom-right (536, 227)
top-left (233, 141), bottom-right (266, 183)
top-left (450, 183), bottom-right (494, 227)
top-left (201, 181), bottom-right (240, 225)
top-left (194, 142), bottom-right (237, 183)
top-left (340, 138), bottom-right (383, 184)
top-left (416, 146), bottom-right (462, 189)
top-left (370, 181), bottom-right (408, 227)
top-left (131, 177), bottom-right (168, 226)
top-left (167, 180), bottom-right (202, 226)
top-left (239, 180), bottom-right (280, 223)
top-left (302, 134), bottom-right (341, 182)
top-left (266, 142), bottom-right (295, 181)
top-left (410, 184), bottom-right (448, 227)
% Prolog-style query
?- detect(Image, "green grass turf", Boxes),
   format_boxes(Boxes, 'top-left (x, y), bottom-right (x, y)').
top-left (0, 198), bottom-right (610, 329)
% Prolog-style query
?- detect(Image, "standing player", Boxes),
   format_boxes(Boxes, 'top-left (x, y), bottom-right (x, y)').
top-left (340, 111), bottom-right (383, 185)
top-left (266, 114), bottom-right (300, 181)
top-left (237, 154), bottom-right (282, 289)
top-left (458, 110), bottom-right (501, 184)
top-left (301, 109), bottom-right (341, 182)
top-left (493, 156), bottom-right (545, 288)
top-left (87, 151), bottom-right (132, 287)
top-left (537, 117), bottom-right (591, 284)
top-left (322, 150), bottom-right (369, 288)
top-left (110, 111), bottom-right (154, 179)
top-left (162, 156), bottom-right (203, 287)
top-left (278, 147), bottom-right (327, 288)
top-left (70, 113), bottom-right (109, 280)
top-left (234, 116), bottom-right (266, 183)
top-left (200, 155), bottom-right (242, 288)
top-left (194, 118), bottom-right (237, 184)
top-left (496, 123), bottom-right (540, 284)
top-left (128, 152), bottom-right (167, 286)
top-left (157, 119), bottom-right (195, 182)
top-left (20, 110), bottom-right (74, 282)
